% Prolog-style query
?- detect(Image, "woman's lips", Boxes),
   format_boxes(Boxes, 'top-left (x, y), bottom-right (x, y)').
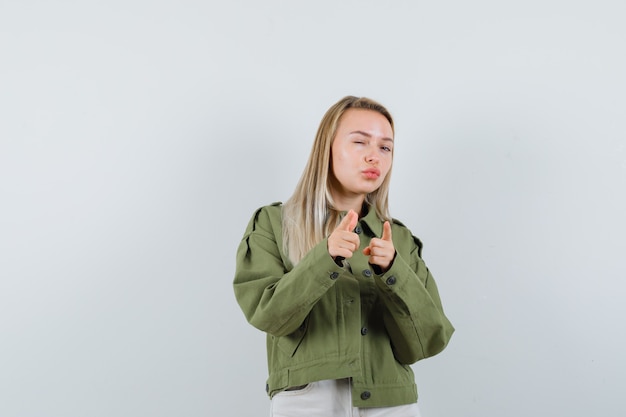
top-left (362, 168), bottom-right (381, 179)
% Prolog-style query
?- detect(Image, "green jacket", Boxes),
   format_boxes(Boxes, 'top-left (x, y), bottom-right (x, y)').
top-left (233, 202), bottom-right (454, 408)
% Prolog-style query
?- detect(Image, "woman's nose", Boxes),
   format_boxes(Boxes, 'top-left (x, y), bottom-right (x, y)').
top-left (365, 152), bottom-right (379, 163)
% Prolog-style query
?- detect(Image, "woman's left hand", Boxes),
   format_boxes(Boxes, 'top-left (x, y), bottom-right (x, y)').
top-left (363, 221), bottom-right (395, 273)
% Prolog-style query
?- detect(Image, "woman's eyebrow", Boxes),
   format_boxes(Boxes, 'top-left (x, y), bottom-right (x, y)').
top-left (349, 130), bottom-right (394, 141)
top-left (349, 130), bottom-right (372, 137)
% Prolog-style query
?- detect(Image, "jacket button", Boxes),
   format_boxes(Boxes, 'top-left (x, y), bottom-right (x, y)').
top-left (362, 269), bottom-right (372, 277)
top-left (361, 327), bottom-right (368, 335)
top-left (361, 391), bottom-right (371, 400)
top-left (330, 271), bottom-right (339, 280)
top-left (354, 226), bottom-right (362, 234)
top-left (386, 276), bottom-right (396, 285)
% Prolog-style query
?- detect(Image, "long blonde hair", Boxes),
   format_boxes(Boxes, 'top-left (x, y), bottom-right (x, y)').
top-left (282, 96), bottom-right (395, 264)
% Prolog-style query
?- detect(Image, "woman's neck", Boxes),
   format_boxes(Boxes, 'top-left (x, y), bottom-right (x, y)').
top-left (333, 195), bottom-right (366, 217)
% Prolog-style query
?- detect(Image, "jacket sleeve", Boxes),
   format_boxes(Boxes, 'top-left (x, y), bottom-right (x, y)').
top-left (233, 206), bottom-right (344, 337)
top-left (375, 230), bottom-right (455, 364)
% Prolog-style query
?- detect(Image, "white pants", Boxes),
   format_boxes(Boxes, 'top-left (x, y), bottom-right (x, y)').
top-left (270, 379), bottom-right (422, 417)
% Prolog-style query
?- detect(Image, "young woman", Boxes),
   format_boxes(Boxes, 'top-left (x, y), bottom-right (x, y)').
top-left (234, 96), bottom-right (454, 416)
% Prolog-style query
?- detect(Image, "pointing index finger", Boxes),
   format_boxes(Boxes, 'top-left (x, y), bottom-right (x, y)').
top-left (339, 210), bottom-right (358, 232)
top-left (382, 221), bottom-right (392, 241)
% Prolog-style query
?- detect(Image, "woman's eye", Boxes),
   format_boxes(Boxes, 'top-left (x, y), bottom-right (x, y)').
top-left (381, 146), bottom-right (392, 152)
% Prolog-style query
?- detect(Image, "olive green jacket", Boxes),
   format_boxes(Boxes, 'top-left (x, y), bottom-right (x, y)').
top-left (233, 202), bottom-right (454, 408)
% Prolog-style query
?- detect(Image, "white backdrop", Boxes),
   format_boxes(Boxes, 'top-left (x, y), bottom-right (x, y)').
top-left (1, 1), bottom-right (625, 416)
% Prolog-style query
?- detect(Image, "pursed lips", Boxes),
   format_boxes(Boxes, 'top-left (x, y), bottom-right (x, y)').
top-left (362, 168), bottom-right (381, 179)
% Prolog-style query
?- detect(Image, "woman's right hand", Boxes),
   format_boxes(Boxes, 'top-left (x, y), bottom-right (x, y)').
top-left (327, 210), bottom-right (360, 260)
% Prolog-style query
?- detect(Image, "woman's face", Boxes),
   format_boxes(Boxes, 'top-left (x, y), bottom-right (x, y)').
top-left (329, 108), bottom-right (394, 204)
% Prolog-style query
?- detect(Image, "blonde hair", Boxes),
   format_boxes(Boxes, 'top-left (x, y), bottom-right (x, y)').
top-left (282, 96), bottom-right (395, 264)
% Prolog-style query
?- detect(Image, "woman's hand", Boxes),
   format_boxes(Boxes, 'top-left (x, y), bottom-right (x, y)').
top-left (363, 221), bottom-right (395, 272)
top-left (327, 210), bottom-right (360, 260)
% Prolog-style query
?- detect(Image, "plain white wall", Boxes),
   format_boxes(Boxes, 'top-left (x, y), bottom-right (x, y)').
top-left (1, 1), bottom-right (625, 416)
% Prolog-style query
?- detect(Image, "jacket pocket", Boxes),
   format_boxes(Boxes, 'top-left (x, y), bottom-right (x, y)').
top-left (276, 317), bottom-right (309, 357)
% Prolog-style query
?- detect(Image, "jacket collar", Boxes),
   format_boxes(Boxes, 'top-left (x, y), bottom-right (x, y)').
top-left (360, 203), bottom-right (384, 237)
